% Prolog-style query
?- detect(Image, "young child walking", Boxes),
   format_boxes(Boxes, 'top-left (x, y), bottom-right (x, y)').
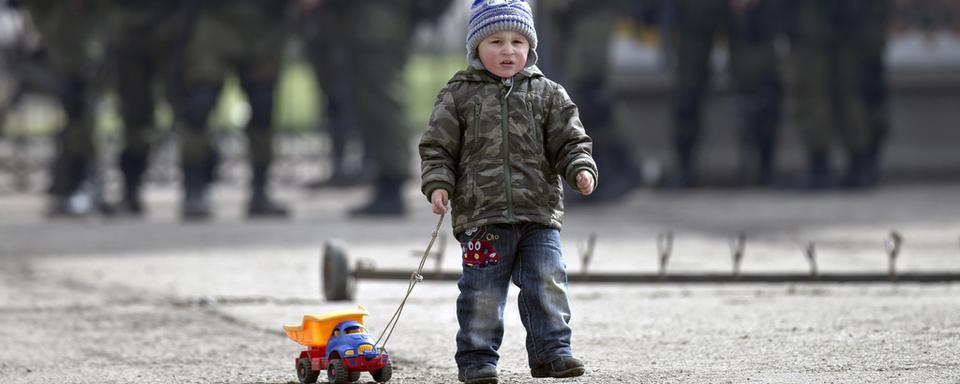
top-left (418, 1), bottom-right (598, 383)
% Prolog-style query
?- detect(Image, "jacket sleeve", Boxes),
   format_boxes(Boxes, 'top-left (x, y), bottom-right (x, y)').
top-left (418, 85), bottom-right (462, 201)
top-left (544, 82), bottom-right (599, 190)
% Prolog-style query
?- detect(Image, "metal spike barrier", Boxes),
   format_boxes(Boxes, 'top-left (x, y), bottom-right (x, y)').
top-left (730, 232), bottom-right (746, 279)
top-left (579, 233), bottom-right (597, 275)
top-left (320, 233), bottom-right (960, 302)
top-left (657, 231), bottom-right (673, 280)
top-left (805, 242), bottom-right (818, 280)
top-left (351, 269), bottom-right (960, 284)
top-left (411, 234), bottom-right (446, 273)
top-left (885, 231), bottom-right (903, 282)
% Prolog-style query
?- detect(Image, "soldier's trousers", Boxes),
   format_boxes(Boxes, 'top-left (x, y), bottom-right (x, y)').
top-left (789, 0), bottom-right (890, 157)
top-left (26, 2), bottom-right (103, 197)
top-left (538, 1), bottom-right (641, 191)
top-left (114, 21), bottom-right (180, 196)
top-left (336, 1), bottom-right (417, 183)
top-left (179, 2), bottom-right (287, 193)
top-left (350, 47), bottom-right (412, 181)
top-left (670, 0), bottom-right (782, 173)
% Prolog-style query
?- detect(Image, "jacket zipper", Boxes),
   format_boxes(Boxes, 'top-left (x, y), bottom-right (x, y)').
top-left (527, 94), bottom-right (539, 150)
top-left (473, 104), bottom-right (481, 146)
top-left (501, 77), bottom-right (515, 220)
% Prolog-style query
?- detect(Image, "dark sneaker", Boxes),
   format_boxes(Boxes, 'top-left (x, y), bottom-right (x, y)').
top-left (457, 365), bottom-right (498, 384)
top-left (530, 356), bottom-right (585, 378)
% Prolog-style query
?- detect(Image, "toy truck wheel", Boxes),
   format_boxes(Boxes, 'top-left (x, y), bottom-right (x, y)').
top-left (371, 361), bottom-right (392, 383)
top-left (323, 240), bottom-right (355, 301)
top-left (327, 359), bottom-right (349, 384)
top-left (348, 371), bottom-right (361, 382)
top-left (297, 358), bottom-right (319, 384)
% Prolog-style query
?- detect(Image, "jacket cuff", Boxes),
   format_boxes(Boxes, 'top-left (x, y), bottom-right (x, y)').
top-left (422, 181), bottom-right (454, 202)
top-left (567, 166), bottom-right (598, 192)
top-left (564, 157), bottom-right (598, 190)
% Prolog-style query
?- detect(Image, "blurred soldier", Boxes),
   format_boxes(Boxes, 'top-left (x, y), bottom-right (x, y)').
top-left (319, 0), bottom-right (453, 216)
top-left (667, 0), bottom-right (783, 187)
top-left (299, 0), bottom-right (367, 189)
top-left (536, 0), bottom-right (644, 202)
top-left (859, 1), bottom-right (892, 188)
top-left (22, 0), bottom-right (110, 216)
top-left (179, 0), bottom-right (292, 219)
top-left (108, 0), bottom-right (186, 215)
top-left (787, 0), bottom-right (891, 188)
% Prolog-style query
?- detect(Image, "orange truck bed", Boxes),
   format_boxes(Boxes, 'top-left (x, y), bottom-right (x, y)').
top-left (283, 305), bottom-right (370, 347)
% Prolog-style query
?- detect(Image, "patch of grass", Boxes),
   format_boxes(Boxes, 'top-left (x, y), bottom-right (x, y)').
top-left (274, 59), bottom-right (321, 132)
top-left (407, 52), bottom-right (465, 131)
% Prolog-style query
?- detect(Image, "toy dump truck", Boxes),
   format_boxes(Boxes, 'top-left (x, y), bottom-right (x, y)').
top-left (283, 305), bottom-right (392, 383)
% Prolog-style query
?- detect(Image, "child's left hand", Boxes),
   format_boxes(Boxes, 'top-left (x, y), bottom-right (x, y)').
top-left (576, 170), bottom-right (595, 195)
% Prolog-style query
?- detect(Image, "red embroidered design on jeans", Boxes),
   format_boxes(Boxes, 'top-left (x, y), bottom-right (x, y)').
top-left (462, 238), bottom-right (500, 267)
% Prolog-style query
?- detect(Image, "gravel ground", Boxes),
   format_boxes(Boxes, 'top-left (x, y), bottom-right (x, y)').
top-left (3, 183), bottom-right (960, 383)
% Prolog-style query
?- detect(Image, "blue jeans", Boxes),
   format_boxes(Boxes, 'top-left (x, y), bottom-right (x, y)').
top-left (454, 223), bottom-right (574, 371)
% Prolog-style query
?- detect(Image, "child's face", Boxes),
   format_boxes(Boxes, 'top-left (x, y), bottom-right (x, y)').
top-left (477, 30), bottom-right (529, 78)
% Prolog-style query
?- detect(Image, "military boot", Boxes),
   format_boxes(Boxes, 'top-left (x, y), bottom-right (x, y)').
top-left (117, 149), bottom-right (148, 215)
top-left (739, 139), bottom-right (776, 187)
top-left (181, 165), bottom-right (212, 221)
top-left (804, 151), bottom-right (833, 190)
top-left (669, 139), bottom-right (698, 188)
top-left (248, 164), bottom-right (289, 218)
top-left (46, 156), bottom-right (92, 217)
top-left (843, 149), bottom-right (879, 189)
top-left (349, 176), bottom-right (406, 217)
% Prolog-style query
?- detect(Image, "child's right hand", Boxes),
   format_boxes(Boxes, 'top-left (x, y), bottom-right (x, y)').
top-left (576, 170), bottom-right (595, 195)
top-left (431, 189), bottom-right (449, 215)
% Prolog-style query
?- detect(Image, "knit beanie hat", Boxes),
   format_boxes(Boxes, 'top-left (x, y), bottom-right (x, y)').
top-left (466, 0), bottom-right (538, 70)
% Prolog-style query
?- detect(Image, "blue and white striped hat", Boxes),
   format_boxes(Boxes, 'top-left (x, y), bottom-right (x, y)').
top-left (466, 0), bottom-right (538, 70)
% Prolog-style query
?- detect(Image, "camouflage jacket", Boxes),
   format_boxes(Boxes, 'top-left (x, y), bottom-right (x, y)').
top-left (419, 66), bottom-right (598, 234)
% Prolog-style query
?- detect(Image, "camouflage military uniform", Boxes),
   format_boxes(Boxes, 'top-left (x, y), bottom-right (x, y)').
top-left (861, 2), bottom-right (892, 186)
top-left (419, 67), bottom-right (597, 235)
top-left (536, 0), bottom-right (640, 201)
top-left (668, 0), bottom-right (783, 186)
top-left (108, 0), bottom-right (186, 213)
top-left (338, 0), bottom-right (413, 183)
top-left (787, 0), bottom-right (890, 188)
top-left (299, 1), bottom-right (362, 187)
top-left (22, 0), bottom-right (108, 214)
top-left (328, 0), bottom-right (453, 216)
top-left (179, 0), bottom-right (292, 218)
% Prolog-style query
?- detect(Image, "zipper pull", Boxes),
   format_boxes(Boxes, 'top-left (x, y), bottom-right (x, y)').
top-left (502, 77), bottom-right (514, 100)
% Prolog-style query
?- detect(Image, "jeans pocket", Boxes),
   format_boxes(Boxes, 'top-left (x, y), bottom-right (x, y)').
top-left (459, 225), bottom-right (502, 268)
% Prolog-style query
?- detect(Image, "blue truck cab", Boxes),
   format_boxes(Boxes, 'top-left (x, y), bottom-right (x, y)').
top-left (327, 320), bottom-right (381, 362)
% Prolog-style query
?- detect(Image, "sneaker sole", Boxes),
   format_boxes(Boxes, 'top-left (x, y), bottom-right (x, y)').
top-left (464, 378), bottom-right (498, 384)
top-left (531, 366), bottom-right (585, 378)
